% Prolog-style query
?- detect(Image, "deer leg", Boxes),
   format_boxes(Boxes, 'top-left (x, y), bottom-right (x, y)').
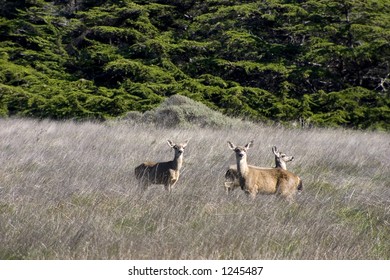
top-left (164, 182), bottom-right (173, 193)
top-left (224, 181), bottom-right (233, 194)
top-left (244, 189), bottom-right (256, 199)
top-left (141, 182), bottom-right (149, 191)
top-left (137, 178), bottom-right (149, 191)
top-left (249, 191), bottom-right (257, 199)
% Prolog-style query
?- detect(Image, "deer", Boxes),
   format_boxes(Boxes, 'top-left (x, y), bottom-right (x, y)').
top-left (226, 140), bottom-right (302, 200)
top-left (272, 146), bottom-right (294, 170)
top-left (134, 140), bottom-right (188, 192)
top-left (224, 145), bottom-right (295, 193)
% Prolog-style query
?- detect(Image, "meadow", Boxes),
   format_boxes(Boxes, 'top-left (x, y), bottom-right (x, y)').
top-left (0, 118), bottom-right (389, 259)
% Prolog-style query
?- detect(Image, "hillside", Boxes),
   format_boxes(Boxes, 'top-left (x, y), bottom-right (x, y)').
top-left (124, 94), bottom-right (251, 127)
top-left (0, 118), bottom-right (389, 259)
top-left (0, 0), bottom-right (390, 129)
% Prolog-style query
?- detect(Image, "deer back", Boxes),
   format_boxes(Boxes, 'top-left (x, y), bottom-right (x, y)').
top-left (135, 161), bottom-right (173, 184)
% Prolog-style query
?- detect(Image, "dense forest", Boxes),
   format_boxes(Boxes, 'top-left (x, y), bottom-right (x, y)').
top-left (0, 0), bottom-right (389, 129)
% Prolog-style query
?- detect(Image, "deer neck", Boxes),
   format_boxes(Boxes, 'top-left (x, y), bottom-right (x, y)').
top-left (172, 153), bottom-right (183, 171)
top-left (236, 155), bottom-right (249, 177)
top-left (275, 159), bottom-right (287, 170)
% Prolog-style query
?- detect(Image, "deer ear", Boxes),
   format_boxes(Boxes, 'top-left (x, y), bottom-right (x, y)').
top-left (227, 141), bottom-right (236, 150)
top-left (245, 140), bottom-right (254, 150)
top-left (182, 140), bottom-right (189, 148)
top-left (167, 140), bottom-right (175, 147)
top-left (272, 146), bottom-right (279, 156)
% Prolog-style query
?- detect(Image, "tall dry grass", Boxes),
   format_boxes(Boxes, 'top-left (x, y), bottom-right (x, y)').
top-left (0, 118), bottom-right (389, 259)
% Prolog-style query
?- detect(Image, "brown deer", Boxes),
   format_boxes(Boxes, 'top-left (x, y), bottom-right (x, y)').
top-left (135, 140), bottom-right (188, 192)
top-left (224, 145), bottom-right (295, 193)
top-left (226, 141), bottom-right (302, 200)
top-left (272, 146), bottom-right (294, 170)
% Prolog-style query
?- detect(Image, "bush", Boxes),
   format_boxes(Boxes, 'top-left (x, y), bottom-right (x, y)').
top-left (125, 94), bottom-right (244, 128)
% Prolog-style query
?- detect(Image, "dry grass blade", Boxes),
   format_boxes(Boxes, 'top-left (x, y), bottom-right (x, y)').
top-left (0, 118), bottom-right (389, 259)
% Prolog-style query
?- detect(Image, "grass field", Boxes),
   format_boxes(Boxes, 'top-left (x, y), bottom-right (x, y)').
top-left (0, 118), bottom-right (389, 259)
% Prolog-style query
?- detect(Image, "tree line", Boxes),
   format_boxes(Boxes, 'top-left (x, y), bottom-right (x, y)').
top-left (0, 0), bottom-right (389, 129)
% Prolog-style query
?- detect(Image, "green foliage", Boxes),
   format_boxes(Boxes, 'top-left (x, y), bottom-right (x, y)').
top-left (0, 0), bottom-right (389, 129)
top-left (311, 87), bottom-right (390, 130)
